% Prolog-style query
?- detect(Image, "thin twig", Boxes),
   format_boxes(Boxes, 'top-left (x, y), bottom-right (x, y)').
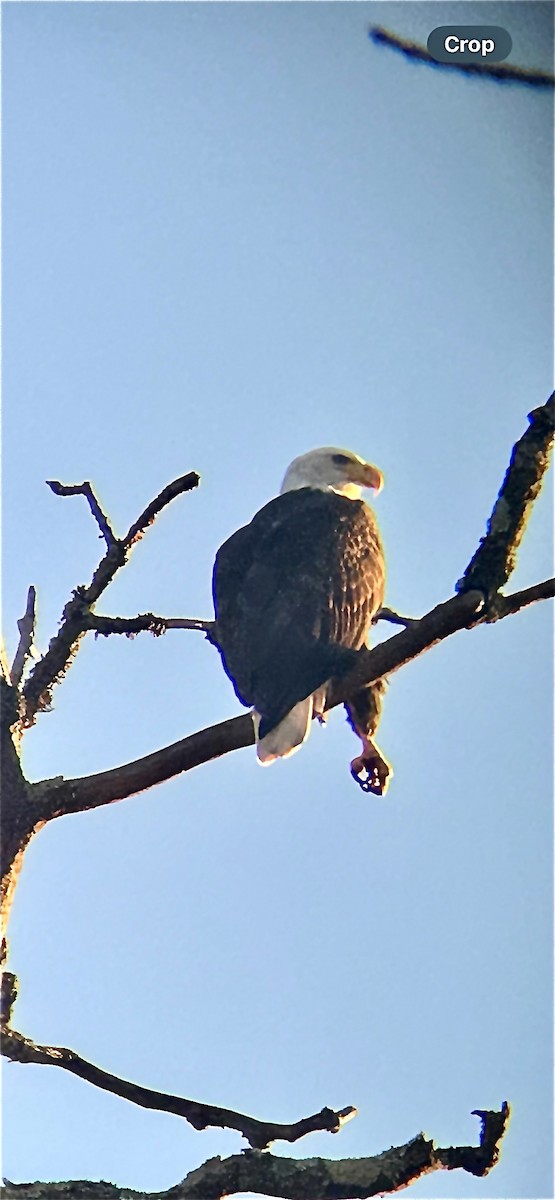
top-left (10, 587), bottom-right (37, 687)
top-left (124, 472), bottom-right (200, 547)
top-left (46, 480), bottom-right (117, 546)
top-left (369, 26), bottom-right (555, 87)
top-left (373, 606), bottom-right (417, 628)
top-left (86, 613), bottom-right (214, 637)
top-left (0, 1024), bottom-right (354, 1150)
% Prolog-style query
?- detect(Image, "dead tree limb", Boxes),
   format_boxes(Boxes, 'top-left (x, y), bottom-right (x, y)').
top-left (86, 612), bottom-right (214, 637)
top-left (0, 1024), bottom-right (354, 1150)
top-left (123, 473), bottom-right (202, 548)
top-left (0, 1103), bottom-right (510, 1199)
top-left (369, 26), bottom-right (555, 87)
top-left (9, 586), bottom-right (37, 687)
top-left (46, 481), bottom-right (117, 546)
top-left (458, 394), bottom-right (555, 595)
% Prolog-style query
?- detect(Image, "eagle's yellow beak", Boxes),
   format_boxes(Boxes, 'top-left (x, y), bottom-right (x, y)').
top-left (349, 460), bottom-right (384, 494)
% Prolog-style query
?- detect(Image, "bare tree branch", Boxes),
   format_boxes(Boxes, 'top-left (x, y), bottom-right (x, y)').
top-left (333, 394), bottom-right (553, 697)
top-left (33, 569), bottom-right (552, 825)
top-left (33, 714), bottom-right (255, 820)
top-left (86, 613), bottom-right (214, 637)
top-left (46, 480), bottom-right (117, 546)
top-left (484, 576), bottom-right (555, 621)
top-left (177, 1104), bottom-right (511, 1197)
top-left (458, 393), bottom-right (555, 596)
top-left (0, 1104), bottom-right (510, 1199)
top-left (369, 26), bottom-right (555, 87)
top-left (0, 638), bottom-right (13, 684)
top-left (10, 586), bottom-right (37, 687)
top-left (20, 472), bottom-right (200, 729)
top-left (123, 472), bottom-right (200, 548)
top-left (1, 1024), bottom-right (354, 1150)
top-left (329, 589), bottom-right (484, 708)
top-left (34, 597), bottom-right (480, 823)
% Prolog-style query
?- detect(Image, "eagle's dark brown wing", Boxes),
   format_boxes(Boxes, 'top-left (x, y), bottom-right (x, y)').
top-left (212, 488), bottom-right (385, 735)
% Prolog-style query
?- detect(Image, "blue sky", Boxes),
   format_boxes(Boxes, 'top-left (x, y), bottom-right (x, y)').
top-left (2, 3), bottom-right (553, 1197)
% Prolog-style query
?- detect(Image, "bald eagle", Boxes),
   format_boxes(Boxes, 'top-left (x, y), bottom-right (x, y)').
top-left (212, 447), bottom-right (390, 793)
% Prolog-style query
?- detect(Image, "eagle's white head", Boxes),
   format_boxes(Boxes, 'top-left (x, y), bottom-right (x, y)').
top-left (280, 447), bottom-right (383, 500)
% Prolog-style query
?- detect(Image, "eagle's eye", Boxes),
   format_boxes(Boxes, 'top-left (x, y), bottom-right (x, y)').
top-left (332, 454), bottom-right (351, 467)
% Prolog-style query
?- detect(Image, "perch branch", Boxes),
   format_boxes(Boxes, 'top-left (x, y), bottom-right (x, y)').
top-left (20, 472), bottom-right (200, 729)
top-left (369, 26), bottom-right (555, 87)
top-left (86, 613), bottom-right (214, 637)
top-left (10, 587), bottom-right (37, 687)
top-left (0, 1024), bottom-right (353, 1150)
top-left (33, 570), bottom-right (552, 824)
top-left (0, 1104), bottom-right (510, 1199)
top-left (329, 589), bottom-right (485, 707)
top-left (33, 714), bottom-right (255, 820)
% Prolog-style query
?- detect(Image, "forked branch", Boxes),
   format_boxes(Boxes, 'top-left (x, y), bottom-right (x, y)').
top-left (46, 481), bottom-right (117, 546)
top-left (19, 471), bottom-right (200, 728)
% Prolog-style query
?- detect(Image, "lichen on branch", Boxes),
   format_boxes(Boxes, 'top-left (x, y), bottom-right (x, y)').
top-left (458, 392), bottom-right (555, 597)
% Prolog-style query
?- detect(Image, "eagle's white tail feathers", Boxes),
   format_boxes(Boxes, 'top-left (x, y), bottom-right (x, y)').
top-left (254, 697), bottom-right (314, 765)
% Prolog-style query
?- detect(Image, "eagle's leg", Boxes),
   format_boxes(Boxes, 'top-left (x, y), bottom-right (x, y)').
top-left (345, 678), bottom-right (392, 796)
